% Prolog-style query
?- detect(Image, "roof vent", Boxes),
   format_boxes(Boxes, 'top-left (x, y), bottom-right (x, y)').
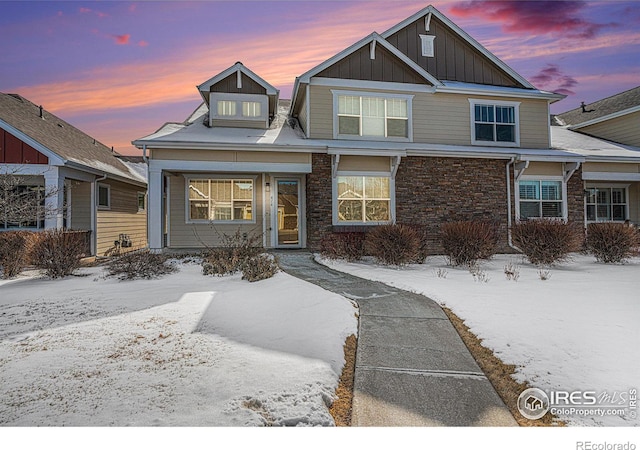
top-left (39, 105), bottom-right (44, 119)
top-left (580, 101), bottom-right (595, 113)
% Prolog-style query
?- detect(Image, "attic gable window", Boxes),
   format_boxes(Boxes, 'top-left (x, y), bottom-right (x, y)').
top-left (242, 101), bottom-right (261, 117)
top-left (469, 99), bottom-right (520, 147)
top-left (217, 100), bottom-right (236, 116)
top-left (333, 91), bottom-right (412, 141)
top-left (209, 93), bottom-right (269, 128)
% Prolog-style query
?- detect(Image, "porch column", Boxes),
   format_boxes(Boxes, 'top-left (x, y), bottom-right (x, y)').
top-left (43, 167), bottom-right (64, 229)
top-left (148, 167), bottom-right (164, 251)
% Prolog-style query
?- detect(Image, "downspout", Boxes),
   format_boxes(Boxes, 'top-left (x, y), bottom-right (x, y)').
top-left (142, 144), bottom-right (148, 163)
top-left (505, 157), bottom-right (522, 252)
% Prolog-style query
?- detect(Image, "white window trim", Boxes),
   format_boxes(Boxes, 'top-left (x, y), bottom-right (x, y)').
top-left (515, 176), bottom-right (567, 221)
top-left (332, 90), bottom-right (413, 142)
top-left (209, 93), bottom-right (269, 126)
top-left (184, 175), bottom-right (257, 225)
top-left (585, 183), bottom-right (630, 223)
top-left (137, 192), bottom-right (146, 212)
top-left (469, 98), bottom-right (520, 147)
top-left (332, 171), bottom-right (395, 226)
top-left (97, 183), bottom-right (110, 210)
top-left (419, 34), bottom-right (436, 57)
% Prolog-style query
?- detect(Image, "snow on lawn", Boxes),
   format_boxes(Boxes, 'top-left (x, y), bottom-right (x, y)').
top-left (319, 253), bottom-right (640, 427)
top-left (0, 261), bottom-right (357, 426)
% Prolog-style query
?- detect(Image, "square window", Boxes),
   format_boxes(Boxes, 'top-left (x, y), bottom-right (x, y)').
top-left (336, 176), bottom-right (391, 224)
top-left (471, 100), bottom-right (519, 146)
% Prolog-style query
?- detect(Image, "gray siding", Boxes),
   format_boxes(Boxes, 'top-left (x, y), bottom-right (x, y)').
top-left (578, 111), bottom-right (640, 147)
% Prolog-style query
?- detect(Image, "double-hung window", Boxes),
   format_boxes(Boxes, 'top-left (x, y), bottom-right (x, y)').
top-left (188, 178), bottom-right (254, 222)
top-left (336, 176), bottom-right (391, 224)
top-left (470, 99), bottom-right (520, 146)
top-left (518, 180), bottom-right (564, 219)
top-left (335, 92), bottom-right (411, 140)
top-left (586, 186), bottom-right (628, 222)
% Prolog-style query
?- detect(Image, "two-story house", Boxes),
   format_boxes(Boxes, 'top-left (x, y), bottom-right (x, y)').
top-left (134, 5), bottom-right (640, 253)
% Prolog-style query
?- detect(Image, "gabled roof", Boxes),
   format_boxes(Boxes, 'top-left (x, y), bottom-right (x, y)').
top-left (197, 62), bottom-right (279, 103)
top-left (296, 32), bottom-right (442, 86)
top-left (0, 93), bottom-right (146, 185)
top-left (381, 5), bottom-right (535, 90)
top-left (555, 86), bottom-right (640, 129)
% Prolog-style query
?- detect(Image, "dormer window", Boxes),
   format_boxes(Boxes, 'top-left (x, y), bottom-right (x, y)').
top-left (209, 93), bottom-right (269, 128)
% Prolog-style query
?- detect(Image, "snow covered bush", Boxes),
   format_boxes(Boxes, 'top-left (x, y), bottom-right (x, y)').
top-left (320, 232), bottom-right (366, 262)
top-left (106, 250), bottom-right (177, 280)
top-left (440, 221), bottom-right (498, 267)
top-left (241, 254), bottom-right (279, 282)
top-left (511, 219), bottom-right (583, 266)
top-left (0, 230), bottom-right (32, 278)
top-left (586, 223), bottom-right (640, 263)
top-left (366, 224), bottom-right (420, 266)
top-left (30, 230), bottom-right (86, 278)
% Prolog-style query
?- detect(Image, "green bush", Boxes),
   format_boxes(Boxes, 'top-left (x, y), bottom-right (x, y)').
top-left (441, 221), bottom-right (498, 267)
top-left (366, 224), bottom-right (420, 266)
top-left (586, 223), bottom-right (640, 263)
top-left (511, 219), bottom-right (582, 266)
top-left (320, 232), bottom-right (366, 262)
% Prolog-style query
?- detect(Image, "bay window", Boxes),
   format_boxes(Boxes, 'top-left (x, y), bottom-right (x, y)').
top-left (518, 180), bottom-right (564, 219)
top-left (188, 178), bottom-right (254, 222)
top-left (336, 176), bottom-right (391, 224)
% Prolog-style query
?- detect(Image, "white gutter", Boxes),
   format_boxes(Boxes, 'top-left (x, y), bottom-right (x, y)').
top-left (142, 144), bottom-right (148, 163)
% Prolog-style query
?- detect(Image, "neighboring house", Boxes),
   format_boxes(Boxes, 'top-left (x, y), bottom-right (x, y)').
top-left (134, 5), bottom-right (640, 253)
top-left (0, 93), bottom-right (147, 256)
top-left (556, 86), bottom-right (640, 147)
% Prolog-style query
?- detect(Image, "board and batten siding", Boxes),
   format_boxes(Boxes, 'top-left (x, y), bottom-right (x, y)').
top-left (308, 84), bottom-right (550, 148)
top-left (167, 174), bottom-right (264, 248)
top-left (577, 111), bottom-right (640, 147)
top-left (96, 180), bottom-right (147, 256)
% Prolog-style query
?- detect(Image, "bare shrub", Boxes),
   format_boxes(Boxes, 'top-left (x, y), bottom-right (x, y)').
top-left (441, 221), bottom-right (498, 267)
top-left (0, 230), bottom-right (33, 278)
top-left (366, 224), bottom-right (420, 266)
top-left (401, 224), bottom-right (429, 263)
top-left (107, 250), bottom-right (177, 280)
top-left (511, 219), bottom-right (582, 266)
top-left (320, 232), bottom-right (366, 262)
top-left (538, 269), bottom-right (552, 281)
top-left (241, 254), bottom-right (279, 282)
top-left (586, 223), bottom-right (640, 263)
top-left (434, 268), bottom-right (448, 279)
top-left (503, 261), bottom-right (520, 281)
top-left (469, 263), bottom-right (490, 283)
top-left (30, 230), bottom-right (86, 278)
top-left (201, 230), bottom-right (263, 276)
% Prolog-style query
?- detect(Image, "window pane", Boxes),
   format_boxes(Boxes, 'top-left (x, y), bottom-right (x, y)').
top-left (597, 205), bottom-right (611, 220)
top-left (612, 205), bottom-right (626, 221)
top-left (475, 105), bottom-right (494, 122)
top-left (190, 201), bottom-right (209, 220)
top-left (586, 204), bottom-right (596, 221)
top-left (362, 97), bottom-right (385, 136)
top-left (233, 201), bottom-right (252, 220)
top-left (338, 96), bottom-right (360, 115)
top-left (520, 202), bottom-right (540, 219)
top-left (586, 188), bottom-right (597, 204)
top-left (365, 177), bottom-right (390, 199)
top-left (210, 180), bottom-right (231, 202)
top-left (541, 181), bottom-right (562, 201)
top-left (519, 181), bottom-right (540, 200)
top-left (189, 180), bottom-right (209, 200)
top-left (542, 202), bottom-right (562, 218)
top-left (233, 180), bottom-right (253, 200)
top-left (597, 189), bottom-right (611, 205)
top-left (387, 118), bottom-right (408, 137)
top-left (362, 116), bottom-right (385, 136)
top-left (338, 177), bottom-right (363, 199)
top-left (387, 99), bottom-right (407, 118)
top-left (496, 106), bottom-right (515, 124)
top-left (217, 101), bottom-right (236, 116)
top-left (98, 186), bottom-right (109, 206)
top-left (338, 200), bottom-right (363, 221)
top-left (475, 123), bottom-right (494, 141)
top-left (496, 124), bottom-right (515, 142)
top-left (212, 204), bottom-right (232, 221)
top-left (338, 116), bottom-right (359, 135)
top-left (242, 102), bottom-right (261, 117)
top-left (365, 200), bottom-right (390, 221)
top-left (612, 188), bottom-right (625, 204)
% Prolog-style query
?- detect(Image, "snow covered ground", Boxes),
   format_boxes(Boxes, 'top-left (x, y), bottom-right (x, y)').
top-left (0, 261), bottom-right (357, 426)
top-left (319, 253), bottom-right (640, 427)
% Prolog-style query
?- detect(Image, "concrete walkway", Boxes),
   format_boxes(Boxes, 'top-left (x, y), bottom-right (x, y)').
top-left (276, 251), bottom-right (516, 427)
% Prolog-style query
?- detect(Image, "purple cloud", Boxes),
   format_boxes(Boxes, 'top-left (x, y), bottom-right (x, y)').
top-left (530, 64), bottom-right (578, 95)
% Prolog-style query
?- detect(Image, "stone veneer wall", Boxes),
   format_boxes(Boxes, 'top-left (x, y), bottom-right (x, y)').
top-left (305, 154), bottom-right (586, 254)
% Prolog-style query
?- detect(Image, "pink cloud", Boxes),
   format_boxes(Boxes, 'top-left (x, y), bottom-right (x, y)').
top-left (530, 64), bottom-right (578, 95)
top-left (79, 7), bottom-right (91, 14)
top-left (449, 1), bottom-right (616, 39)
top-left (112, 34), bottom-right (131, 45)
top-left (138, 40), bottom-right (149, 47)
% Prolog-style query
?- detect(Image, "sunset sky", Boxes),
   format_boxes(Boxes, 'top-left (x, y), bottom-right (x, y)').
top-left (1, 0), bottom-right (639, 155)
